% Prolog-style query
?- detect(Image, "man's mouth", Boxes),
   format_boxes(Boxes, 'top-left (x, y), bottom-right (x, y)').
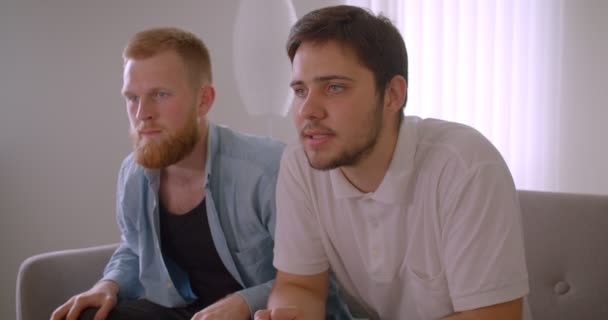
top-left (301, 128), bottom-right (335, 148)
top-left (138, 126), bottom-right (163, 137)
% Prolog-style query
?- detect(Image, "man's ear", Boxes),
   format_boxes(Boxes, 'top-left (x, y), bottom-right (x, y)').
top-left (197, 84), bottom-right (215, 117)
top-left (383, 75), bottom-right (407, 114)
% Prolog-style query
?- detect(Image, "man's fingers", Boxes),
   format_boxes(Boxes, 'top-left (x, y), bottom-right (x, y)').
top-left (255, 307), bottom-right (298, 320)
top-left (65, 295), bottom-right (95, 320)
top-left (190, 311), bottom-right (204, 320)
top-left (254, 309), bottom-right (271, 320)
top-left (50, 299), bottom-right (73, 320)
top-left (92, 297), bottom-right (115, 320)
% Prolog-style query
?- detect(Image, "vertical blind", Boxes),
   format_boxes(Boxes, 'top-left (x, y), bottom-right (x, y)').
top-left (348, 0), bottom-right (564, 191)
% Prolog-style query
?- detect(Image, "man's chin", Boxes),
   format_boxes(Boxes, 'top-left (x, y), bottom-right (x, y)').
top-left (135, 153), bottom-right (167, 169)
top-left (304, 152), bottom-right (339, 171)
top-left (133, 143), bottom-right (170, 169)
top-left (131, 119), bottom-right (199, 169)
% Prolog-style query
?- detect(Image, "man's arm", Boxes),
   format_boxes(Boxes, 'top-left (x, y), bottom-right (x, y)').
top-left (439, 159), bottom-right (529, 315)
top-left (191, 279), bottom-right (274, 320)
top-left (258, 147), bottom-right (334, 320)
top-left (442, 298), bottom-right (523, 320)
top-left (190, 292), bottom-right (251, 320)
top-left (100, 239), bottom-right (140, 299)
top-left (101, 157), bottom-right (142, 299)
top-left (257, 270), bottom-right (330, 320)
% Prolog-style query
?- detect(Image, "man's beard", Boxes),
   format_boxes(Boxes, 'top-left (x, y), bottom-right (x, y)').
top-left (130, 114), bottom-right (199, 169)
top-left (304, 102), bottom-right (383, 171)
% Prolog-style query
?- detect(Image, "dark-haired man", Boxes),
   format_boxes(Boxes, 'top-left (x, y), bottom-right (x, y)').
top-left (257, 5), bottom-right (529, 320)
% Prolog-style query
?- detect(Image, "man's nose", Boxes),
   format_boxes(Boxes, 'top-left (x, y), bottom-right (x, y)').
top-left (135, 97), bottom-right (157, 121)
top-left (297, 90), bottom-right (326, 120)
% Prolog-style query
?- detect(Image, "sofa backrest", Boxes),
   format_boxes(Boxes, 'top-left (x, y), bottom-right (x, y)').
top-left (17, 191), bottom-right (608, 319)
top-left (519, 190), bottom-right (608, 320)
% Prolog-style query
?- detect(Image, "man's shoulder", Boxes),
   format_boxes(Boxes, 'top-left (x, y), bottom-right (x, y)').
top-left (211, 124), bottom-right (286, 173)
top-left (414, 117), bottom-right (486, 146)
top-left (412, 117), bottom-right (505, 168)
top-left (214, 124), bottom-right (285, 153)
top-left (119, 152), bottom-right (143, 177)
top-left (117, 152), bottom-right (148, 190)
top-left (114, 153), bottom-right (150, 221)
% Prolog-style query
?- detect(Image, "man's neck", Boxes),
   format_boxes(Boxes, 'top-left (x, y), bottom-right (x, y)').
top-left (340, 124), bottom-right (399, 194)
top-left (159, 126), bottom-right (209, 215)
top-left (162, 127), bottom-right (208, 184)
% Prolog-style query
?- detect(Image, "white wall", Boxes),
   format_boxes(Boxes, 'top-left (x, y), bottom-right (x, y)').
top-left (0, 0), bottom-right (343, 318)
top-left (1, 0), bottom-right (606, 319)
top-left (558, 0), bottom-right (608, 194)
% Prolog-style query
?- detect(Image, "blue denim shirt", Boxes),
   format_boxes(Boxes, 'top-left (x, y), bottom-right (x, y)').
top-left (102, 123), bottom-right (284, 316)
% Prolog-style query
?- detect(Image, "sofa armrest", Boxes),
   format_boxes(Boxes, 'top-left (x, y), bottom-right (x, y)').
top-left (16, 243), bottom-right (118, 320)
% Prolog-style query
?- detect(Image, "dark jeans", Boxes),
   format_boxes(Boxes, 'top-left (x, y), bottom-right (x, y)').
top-left (79, 299), bottom-right (204, 320)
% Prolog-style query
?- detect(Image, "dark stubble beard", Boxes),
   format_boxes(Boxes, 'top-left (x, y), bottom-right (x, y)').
top-left (130, 108), bottom-right (199, 169)
top-left (305, 100), bottom-right (383, 171)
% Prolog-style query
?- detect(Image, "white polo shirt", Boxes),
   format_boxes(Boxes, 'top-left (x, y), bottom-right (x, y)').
top-left (273, 116), bottom-right (529, 320)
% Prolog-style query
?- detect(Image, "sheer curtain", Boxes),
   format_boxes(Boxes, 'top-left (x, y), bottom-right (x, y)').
top-left (348, 0), bottom-right (564, 191)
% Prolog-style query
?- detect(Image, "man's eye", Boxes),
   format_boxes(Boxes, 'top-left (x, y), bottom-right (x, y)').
top-left (126, 96), bottom-right (138, 103)
top-left (156, 92), bottom-right (169, 98)
top-left (328, 84), bottom-right (344, 93)
top-left (293, 88), bottom-right (307, 97)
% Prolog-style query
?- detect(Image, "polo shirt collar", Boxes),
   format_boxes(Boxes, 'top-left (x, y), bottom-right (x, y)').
top-left (330, 117), bottom-right (417, 204)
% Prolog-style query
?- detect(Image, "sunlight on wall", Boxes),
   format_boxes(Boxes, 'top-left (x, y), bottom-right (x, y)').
top-left (351, 0), bottom-right (564, 191)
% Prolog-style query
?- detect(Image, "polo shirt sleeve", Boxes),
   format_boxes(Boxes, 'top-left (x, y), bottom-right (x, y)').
top-left (273, 146), bottom-right (329, 275)
top-left (440, 161), bottom-right (529, 312)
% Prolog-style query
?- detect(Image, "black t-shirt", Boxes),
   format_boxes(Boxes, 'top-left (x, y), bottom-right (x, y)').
top-left (159, 198), bottom-right (242, 307)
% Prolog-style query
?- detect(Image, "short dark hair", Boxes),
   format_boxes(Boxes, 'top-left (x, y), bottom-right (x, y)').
top-left (287, 5), bottom-right (408, 110)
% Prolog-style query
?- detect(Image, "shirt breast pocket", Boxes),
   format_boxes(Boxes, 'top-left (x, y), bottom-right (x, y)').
top-left (403, 265), bottom-right (452, 319)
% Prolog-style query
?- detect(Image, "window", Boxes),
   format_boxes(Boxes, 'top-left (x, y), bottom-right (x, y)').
top-left (349, 0), bottom-right (564, 191)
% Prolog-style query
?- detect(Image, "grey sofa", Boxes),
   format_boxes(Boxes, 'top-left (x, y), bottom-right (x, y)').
top-left (519, 190), bottom-right (608, 319)
top-left (16, 243), bottom-right (118, 320)
top-left (16, 190), bottom-right (608, 320)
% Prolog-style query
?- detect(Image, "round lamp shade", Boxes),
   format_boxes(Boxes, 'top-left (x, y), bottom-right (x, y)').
top-left (233, 0), bottom-right (296, 117)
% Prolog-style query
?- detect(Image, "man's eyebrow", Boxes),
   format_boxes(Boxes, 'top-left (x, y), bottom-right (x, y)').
top-left (121, 87), bottom-right (168, 96)
top-left (290, 75), bottom-right (355, 87)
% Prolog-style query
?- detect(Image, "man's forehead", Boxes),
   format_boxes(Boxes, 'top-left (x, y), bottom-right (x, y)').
top-left (121, 56), bottom-right (185, 91)
top-left (291, 45), bottom-right (365, 83)
top-left (121, 73), bottom-right (170, 94)
top-left (295, 40), bottom-right (358, 60)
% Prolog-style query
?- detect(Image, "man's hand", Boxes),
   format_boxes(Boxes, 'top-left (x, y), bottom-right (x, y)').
top-left (191, 293), bottom-right (250, 320)
top-left (254, 307), bottom-right (299, 320)
top-left (50, 280), bottom-right (119, 320)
